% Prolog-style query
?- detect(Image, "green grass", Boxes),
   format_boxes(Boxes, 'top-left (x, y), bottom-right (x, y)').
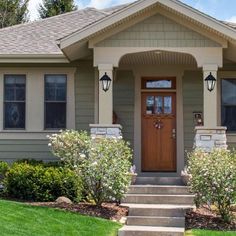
top-left (0, 199), bottom-right (122, 236)
top-left (186, 230), bottom-right (236, 236)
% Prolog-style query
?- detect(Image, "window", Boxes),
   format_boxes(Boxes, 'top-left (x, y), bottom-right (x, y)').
top-left (221, 79), bottom-right (236, 132)
top-left (45, 75), bottom-right (67, 129)
top-left (142, 78), bottom-right (176, 89)
top-left (4, 75), bottom-right (26, 129)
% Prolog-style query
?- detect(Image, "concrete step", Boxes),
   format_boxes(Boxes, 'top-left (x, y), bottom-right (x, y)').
top-left (118, 225), bottom-right (184, 236)
top-left (135, 177), bottom-right (184, 186)
top-left (122, 204), bottom-right (194, 217)
top-left (128, 185), bottom-right (190, 195)
top-left (127, 216), bottom-right (185, 227)
top-left (122, 194), bottom-right (195, 205)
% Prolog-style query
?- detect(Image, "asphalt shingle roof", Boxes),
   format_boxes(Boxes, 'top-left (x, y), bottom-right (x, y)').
top-left (0, 4), bottom-right (129, 55)
top-left (0, 1), bottom-right (235, 55)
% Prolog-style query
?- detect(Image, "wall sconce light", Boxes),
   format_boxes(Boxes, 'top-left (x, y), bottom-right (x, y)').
top-left (100, 72), bottom-right (111, 92)
top-left (205, 72), bottom-right (216, 92)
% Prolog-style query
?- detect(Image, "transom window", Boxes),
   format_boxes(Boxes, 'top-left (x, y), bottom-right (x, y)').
top-left (142, 78), bottom-right (176, 90)
top-left (221, 79), bottom-right (236, 132)
top-left (4, 75), bottom-right (26, 129)
top-left (45, 75), bottom-right (67, 129)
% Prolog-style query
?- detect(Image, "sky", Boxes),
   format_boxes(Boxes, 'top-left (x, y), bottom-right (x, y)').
top-left (28, 0), bottom-right (236, 23)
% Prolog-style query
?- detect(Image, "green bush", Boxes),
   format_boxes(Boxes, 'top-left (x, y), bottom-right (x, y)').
top-left (49, 130), bottom-right (132, 205)
top-left (15, 159), bottom-right (63, 168)
top-left (0, 161), bottom-right (9, 181)
top-left (4, 163), bottom-right (83, 202)
top-left (188, 149), bottom-right (236, 223)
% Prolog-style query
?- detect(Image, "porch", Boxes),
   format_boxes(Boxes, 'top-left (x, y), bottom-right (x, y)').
top-left (91, 49), bottom-right (229, 176)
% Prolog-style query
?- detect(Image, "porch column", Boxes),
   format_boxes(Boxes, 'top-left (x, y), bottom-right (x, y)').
top-left (98, 64), bottom-right (113, 124)
top-left (194, 64), bottom-right (227, 151)
top-left (203, 64), bottom-right (218, 127)
top-left (90, 64), bottom-right (122, 140)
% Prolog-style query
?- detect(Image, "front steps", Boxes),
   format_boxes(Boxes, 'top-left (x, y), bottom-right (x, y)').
top-left (118, 177), bottom-right (195, 236)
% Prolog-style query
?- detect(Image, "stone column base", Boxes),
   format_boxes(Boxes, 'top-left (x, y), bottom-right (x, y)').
top-left (194, 126), bottom-right (227, 152)
top-left (90, 124), bottom-right (122, 139)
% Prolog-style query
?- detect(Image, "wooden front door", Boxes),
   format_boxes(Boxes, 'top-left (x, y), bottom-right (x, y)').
top-left (142, 92), bottom-right (176, 172)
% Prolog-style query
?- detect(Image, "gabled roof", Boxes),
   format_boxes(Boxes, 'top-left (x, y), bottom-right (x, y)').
top-left (0, 4), bottom-right (129, 55)
top-left (0, 0), bottom-right (235, 58)
top-left (59, 0), bottom-right (236, 50)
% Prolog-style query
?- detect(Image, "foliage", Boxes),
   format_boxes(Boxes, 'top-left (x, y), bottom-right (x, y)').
top-left (0, 161), bottom-right (9, 180)
top-left (0, 0), bottom-right (29, 28)
top-left (49, 130), bottom-right (133, 205)
top-left (4, 163), bottom-right (83, 202)
top-left (49, 130), bottom-right (90, 168)
top-left (188, 149), bottom-right (236, 223)
top-left (38, 0), bottom-right (77, 19)
top-left (15, 158), bottom-right (63, 167)
top-left (0, 199), bottom-right (121, 236)
top-left (186, 230), bottom-right (236, 236)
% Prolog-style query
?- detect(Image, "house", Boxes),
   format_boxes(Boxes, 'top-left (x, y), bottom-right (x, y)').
top-left (0, 0), bottom-right (235, 177)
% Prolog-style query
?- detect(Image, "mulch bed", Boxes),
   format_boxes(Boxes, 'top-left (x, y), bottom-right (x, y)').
top-left (186, 206), bottom-right (236, 231)
top-left (28, 202), bottom-right (128, 222)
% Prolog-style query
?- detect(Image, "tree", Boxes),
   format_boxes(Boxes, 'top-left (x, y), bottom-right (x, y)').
top-left (0, 0), bottom-right (29, 28)
top-left (39, 0), bottom-right (78, 19)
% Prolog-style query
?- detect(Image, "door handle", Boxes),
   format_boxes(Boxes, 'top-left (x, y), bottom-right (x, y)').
top-left (172, 129), bottom-right (176, 139)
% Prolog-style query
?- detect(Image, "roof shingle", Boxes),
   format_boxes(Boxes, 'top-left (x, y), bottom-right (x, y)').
top-left (0, 1), bottom-right (235, 55)
top-left (0, 4), bottom-right (128, 54)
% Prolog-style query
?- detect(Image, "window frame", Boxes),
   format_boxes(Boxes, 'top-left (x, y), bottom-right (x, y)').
top-left (3, 74), bottom-right (26, 130)
top-left (141, 77), bottom-right (176, 90)
top-left (44, 74), bottom-right (67, 130)
top-left (221, 78), bottom-right (236, 133)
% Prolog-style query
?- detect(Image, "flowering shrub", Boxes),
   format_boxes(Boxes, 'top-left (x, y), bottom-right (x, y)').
top-left (49, 130), bottom-right (90, 168)
top-left (188, 149), bottom-right (236, 223)
top-left (49, 130), bottom-right (133, 205)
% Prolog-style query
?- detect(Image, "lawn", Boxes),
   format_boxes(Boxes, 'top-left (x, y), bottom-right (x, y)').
top-left (0, 199), bottom-right (122, 236)
top-left (186, 230), bottom-right (236, 236)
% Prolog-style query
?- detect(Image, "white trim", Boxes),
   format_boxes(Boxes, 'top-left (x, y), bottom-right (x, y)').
top-left (0, 54), bottom-right (69, 63)
top-left (59, 0), bottom-right (236, 49)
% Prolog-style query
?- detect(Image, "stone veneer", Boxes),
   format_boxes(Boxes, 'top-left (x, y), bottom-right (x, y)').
top-left (90, 124), bottom-right (123, 139)
top-left (194, 126), bottom-right (227, 152)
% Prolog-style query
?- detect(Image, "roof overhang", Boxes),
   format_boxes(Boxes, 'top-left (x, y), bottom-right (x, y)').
top-left (0, 54), bottom-right (69, 63)
top-left (58, 0), bottom-right (236, 51)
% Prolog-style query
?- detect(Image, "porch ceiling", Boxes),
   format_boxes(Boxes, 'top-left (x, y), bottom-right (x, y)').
top-left (119, 51), bottom-right (197, 65)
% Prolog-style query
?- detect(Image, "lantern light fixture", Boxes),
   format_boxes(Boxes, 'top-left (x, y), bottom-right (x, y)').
top-left (205, 72), bottom-right (216, 92)
top-left (100, 72), bottom-right (112, 92)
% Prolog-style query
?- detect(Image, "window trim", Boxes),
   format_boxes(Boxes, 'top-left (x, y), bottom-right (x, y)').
top-left (141, 77), bottom-right (176, 90)
top-left (44, 74), bottom-right (67, 130)
top-left (221, 78), bottom-right (236, 133)
top-left (3, 74), bottom-right (26, 130)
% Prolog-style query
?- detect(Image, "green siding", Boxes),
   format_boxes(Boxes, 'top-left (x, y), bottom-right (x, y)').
top-left (0, 140), bottom-right (55, 163)
top-left (75, 62), bottom-right (95, 131)
top-left (114, 70), bottom-right (135, 146)
top-left (96, 13), bottom-right (220, 48)
top-left (183, 70), bottom-right (203, 156)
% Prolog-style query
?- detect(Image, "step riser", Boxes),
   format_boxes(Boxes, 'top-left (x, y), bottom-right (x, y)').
top-left (129, 208), bottom-right (188, 217)
top-left (118, 230), bottom-right (184, 236)
top-left (127, 217), bottom-right (185, 227)
top-left (128, 187), bottom-right (189, 195)
top-left (123, 196), bottom-right (194, 205)
top-left (136, 177), bottom-right (184, 186)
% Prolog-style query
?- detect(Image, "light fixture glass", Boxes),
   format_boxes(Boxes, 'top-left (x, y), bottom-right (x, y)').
top-left (100, 72), bottom-right (111, 92)
top-left (205, 72), bottom-right (216, 92)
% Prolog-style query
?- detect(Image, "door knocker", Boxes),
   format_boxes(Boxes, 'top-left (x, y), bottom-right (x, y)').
top-left (154, 120), bottom-right (164, 129)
